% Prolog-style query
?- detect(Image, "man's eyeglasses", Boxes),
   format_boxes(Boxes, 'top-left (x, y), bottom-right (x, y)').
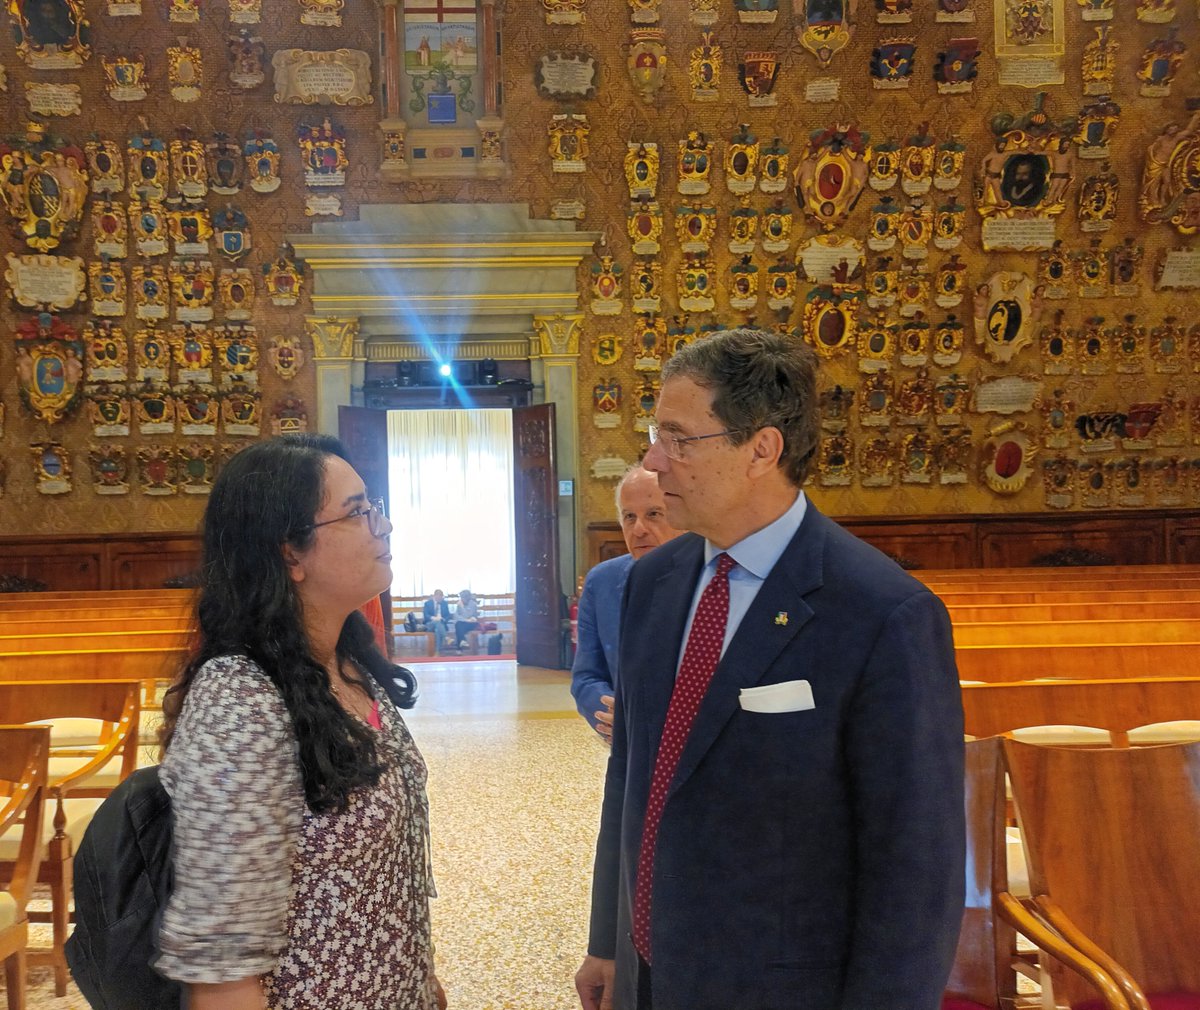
top-left (303, 497), bottom-right (389, 537)
top-left (647, 423), bottom-right (742, 461)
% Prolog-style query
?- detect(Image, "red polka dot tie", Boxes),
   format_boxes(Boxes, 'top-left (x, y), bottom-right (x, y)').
top-left (632, 551), bottom-right (735, 964)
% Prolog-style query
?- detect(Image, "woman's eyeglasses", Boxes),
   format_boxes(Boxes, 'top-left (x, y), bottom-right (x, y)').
top-left (303, 497), bottom-right (389, 537)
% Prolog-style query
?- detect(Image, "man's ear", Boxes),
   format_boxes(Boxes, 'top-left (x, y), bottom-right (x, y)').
top-left (281, 543), bottom-right (305, 583)
top-left (747, 426), bottom-right (785, 475)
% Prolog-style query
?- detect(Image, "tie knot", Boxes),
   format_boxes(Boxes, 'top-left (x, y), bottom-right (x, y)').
top-left (715, 552), bottom-right (735, 577)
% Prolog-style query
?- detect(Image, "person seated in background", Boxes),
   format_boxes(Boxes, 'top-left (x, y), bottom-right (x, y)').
top-left (421, 589), bottom-right (451, 651)
top-left (453, 588), bottom-right (480, 650)
top-left (570, 466), bottom-right (683, 742)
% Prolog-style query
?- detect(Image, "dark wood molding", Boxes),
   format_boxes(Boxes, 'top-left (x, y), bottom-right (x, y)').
top-left (587, 509), bottom-right (1200, 572)
top-left (0, 532), bottom-right (202, 591)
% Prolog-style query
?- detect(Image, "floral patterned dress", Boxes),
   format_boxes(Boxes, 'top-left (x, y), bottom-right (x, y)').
top-left (157, 655), bottom-right (437, 1010)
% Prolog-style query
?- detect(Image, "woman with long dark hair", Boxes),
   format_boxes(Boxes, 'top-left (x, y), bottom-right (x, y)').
top-left (156, 435), bottom-right (445, 1010)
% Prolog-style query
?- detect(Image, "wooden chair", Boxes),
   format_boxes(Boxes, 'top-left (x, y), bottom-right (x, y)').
top-left (0, 726), bottom-right (50, 1010)
top-left (1004, 739), bottom-right (1200, 1010)
top-left (944, 737), bottom-right (1128, 1010)
top-left (0, 681), bottom-right (140, 997)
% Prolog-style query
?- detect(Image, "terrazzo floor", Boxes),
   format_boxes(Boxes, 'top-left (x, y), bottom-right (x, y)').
top-left (21, 660), bottom-right (609, 1010)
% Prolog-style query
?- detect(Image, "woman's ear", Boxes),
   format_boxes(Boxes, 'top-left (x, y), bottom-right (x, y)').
top-left (281, 542), bottom-right (306, 584)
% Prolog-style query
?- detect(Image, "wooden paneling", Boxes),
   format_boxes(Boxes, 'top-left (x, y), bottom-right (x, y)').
top-left (0, 534), bottom-right (201, 591)
top-left (586, 510), bottom-right (1200, 575)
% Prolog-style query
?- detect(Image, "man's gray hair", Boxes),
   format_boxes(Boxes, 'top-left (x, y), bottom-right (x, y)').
top-left (614, 465), bottom-right (643, 522)
top-left (661, 327), bottom-right (820, 485)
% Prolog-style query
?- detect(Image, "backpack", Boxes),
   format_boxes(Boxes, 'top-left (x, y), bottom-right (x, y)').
top-left (65, 765), bottom-right (183, 1010)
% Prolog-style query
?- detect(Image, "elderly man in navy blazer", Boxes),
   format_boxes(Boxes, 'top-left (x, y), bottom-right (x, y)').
top-left (576, 328), bottom-right (965, 1010)
top-left (571, 466), bottom-right (683, 741)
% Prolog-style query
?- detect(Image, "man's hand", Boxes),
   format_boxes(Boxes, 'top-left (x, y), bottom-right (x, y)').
top-left (594, 695), bottom-right (615, 743)
top-left (575, 955), bottom-right (615, 1010)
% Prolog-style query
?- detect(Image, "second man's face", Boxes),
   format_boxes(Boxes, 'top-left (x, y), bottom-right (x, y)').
top-left (619, 471), bottom-right (683, 559)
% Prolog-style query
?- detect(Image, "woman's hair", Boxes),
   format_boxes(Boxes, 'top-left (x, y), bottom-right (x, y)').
top-left (160, 434), bottom-right (416, 814)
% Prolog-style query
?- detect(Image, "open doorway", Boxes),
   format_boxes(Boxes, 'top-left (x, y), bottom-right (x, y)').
top-left (385, 408), bottom-right (516, 597)
top-left (339, 403), bottom-right (562, 668)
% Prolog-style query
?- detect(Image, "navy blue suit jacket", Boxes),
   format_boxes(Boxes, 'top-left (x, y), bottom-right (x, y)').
top-left (587, 504), bottom-right (965, 1010)
top-left (571, 553), bottom-right (635, 731)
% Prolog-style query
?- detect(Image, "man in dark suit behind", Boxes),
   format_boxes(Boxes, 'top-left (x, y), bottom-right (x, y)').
top-left (576, 328), bottom-right (965, 1010)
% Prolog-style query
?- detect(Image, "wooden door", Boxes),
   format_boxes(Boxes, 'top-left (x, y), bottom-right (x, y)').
top-left (338, 406), bottom-right (391, 509)
top-left (512, 403), bottom-right (561, 668)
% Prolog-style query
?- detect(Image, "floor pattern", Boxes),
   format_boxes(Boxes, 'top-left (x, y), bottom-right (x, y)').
top-left (21, 661), bottom-right (609, 1010)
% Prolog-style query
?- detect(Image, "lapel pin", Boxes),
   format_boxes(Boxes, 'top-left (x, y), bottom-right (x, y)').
top-left (774, 611), bottom-right (788, 626)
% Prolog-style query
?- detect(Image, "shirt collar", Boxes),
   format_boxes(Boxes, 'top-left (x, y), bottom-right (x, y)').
top-left (703, 491), bottom-right (807, 579)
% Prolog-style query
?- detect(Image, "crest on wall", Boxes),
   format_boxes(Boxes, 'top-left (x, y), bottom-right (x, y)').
top-left (14, 311), bottom-right (84, 424)
top-left (8, 0), bottom-right (91, 68)
top-left (87, 444), bottom-right (130, 495)
top-left (547, 114), bottom-right (589, 174)
top-left (624, 143), bottom-right (659, 199)
top-left (243, 131), bottom-right (282, 193)
top-left (688, 32), bottom-right (721, 101)
top-left (86, 382), bottom-right (131, 437)
top-left (128, 128), bottom-right (168, 200)
top-left (976, 92), bottom-right (1077, 251)
top-left (793, 123), bottom-right (872, 232)
top-left (268, 333), bottom-right (305, 380)
top-left (102, 54), bottom-right (147, 101)
top-left (935, 37), bottom-right (979, 94)
top-left (794, 0), bottom-right (858, 67)
top-left (84, 319), bottom-right (128, 382)
top-left (29, 442), bottom-right (71, 495)
top-left (738, 51), bottom-right (779, 106)
top-left (167, 42), bottom-right (203, 103)
top-left (1140, 106), bottom-right (1200, 235)
top-left (0, 122), bottom-right (88, 253)
top-left (973, 270), bottom-right (1040, 363)
top-left (178, 444), bottom-right (216, 494)
top-left (871, 38), bottom-right (915, 89)
top-left (213, 205), bottom-right (252, 261)
top-left (263, 242), bottom-right (305, 305)
top-left (589, 254), bottom-right (623, 315)
top-left (207, 133), bottom-right (244, 195)
top-left (627, 28), bottom-right (667, 105)
top-left (981, 421), bottom-right (1037, 495)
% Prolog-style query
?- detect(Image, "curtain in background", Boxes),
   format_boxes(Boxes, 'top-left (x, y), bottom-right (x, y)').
top-left (386, 408), bottom-right (516, 597)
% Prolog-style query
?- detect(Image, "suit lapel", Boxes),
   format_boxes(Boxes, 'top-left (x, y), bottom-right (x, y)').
top-left (667, 506), bottom-right (831, 800)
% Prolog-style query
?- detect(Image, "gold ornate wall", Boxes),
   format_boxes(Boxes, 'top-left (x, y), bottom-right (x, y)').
top-left (2, 0), bottom-right (1199, 544)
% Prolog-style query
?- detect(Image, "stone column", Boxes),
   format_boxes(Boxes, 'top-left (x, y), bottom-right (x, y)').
top-left (378, 0), bottom-right (409, 181)
top-left (532, 313), bottom-right (583, 589)
top-left (476, 0), bottom-right (506, 179)
top-left (306, 315), bottom-right (362, 435)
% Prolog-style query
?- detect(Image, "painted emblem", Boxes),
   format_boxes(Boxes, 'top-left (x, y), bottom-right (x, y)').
top-left (624, 143), bottom-right (659, 199)
top-left (593, 333), bottom-right (624, 367)
top-left (167, 42), bottom-right (203, 103)
top-left (14, 311), bottom-right (84, 423)
top-left (593, 378), bottom-right (622, 428)
top-left (8, 0), bottom-right (90, 68)
top-left (689, 32), bottom-right (721, 101)
top-left (738, 51), bottom-right (779, 106)
top-left (218, 269), bottom-right (255, 320)
top-left (1137, 29), bottom-right (1186, 98)
top-left (299, 117), bottom-right (349, 186)
top-left (263, 242), bottom-right (305, 305)
top-left (128, 128), bottom-right (169, 201)
top-left (677, 256), bottom-right (715, 312)
top-left (734, 0), bottom-right (778, 23)
top-left (630, 259), bottom-right (662, 314)
top-left (84, 320), bottom-right (129, 382)
top-left (86, 139), bottom-right (125, 194)
top-left (30, 442), bottom-right (71, 494)
top-left (268, 333), bottom-right (305, 380)
top-left (981, 421), bottom-right (1037, 494)
top-left (795, 0), bottom-right (858, 67)
top-left (102, 54), bottom-right (147, 101)
top-left (243, 130), bottom-right (281, 193)
top-left (547, 114), bottom-right (589, 174)
top-left (871, 38), bottom-right (915, 90)
top-left (627, 28), bottom-right (667, 105)
top-left (794, 123), bottom-right (872, 232)
top-left (725, 124), bottom-right (759, 195)
top-left (627, 198), bottom-right (663, 255)
top-left (166, 203), bottom-right (213, 256)
top-left (207, 133), bottom-right (244, 196)
top-left (677, 131), bottom-right (713, 195)
top-left (213, 205), bottom-right (252, 261)
top-left (269, 398), bottom-right (308, 438)
top-left (935, 38), bottom-right (978, 94)
top-left (973, 270), bottom-right (1040, 363)
top-left (589, 254), bottom-right (624, 316)
top-left (0, 122), bottom-right (88, 253)
top-left (86, 382), bottom-right (132, 438)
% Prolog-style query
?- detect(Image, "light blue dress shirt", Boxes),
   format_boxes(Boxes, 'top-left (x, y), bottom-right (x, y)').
top-left (677, 491), bottom-right (808, 671)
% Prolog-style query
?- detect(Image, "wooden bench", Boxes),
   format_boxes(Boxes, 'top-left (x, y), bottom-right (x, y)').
top-left (962, 677), bottom-right (1200, 747)
top-left (946, 600), bottom-right (1200, 623)
top-left (953, 617), bottom-right (1200, 648)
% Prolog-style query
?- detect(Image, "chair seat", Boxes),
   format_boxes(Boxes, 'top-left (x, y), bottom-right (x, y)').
top-left (0, 891), bottom-right (18, 931)
top-left (1076, 994), bottom-right (1200, 1010)
top-left (1009, 725), bottom-right (1112, 746)
top-left (942, 998), bottom-right (992, 1010)
top-left (0, 798), bottom-right (104, 862)
top-left (47, 755), bottom-right (123, 793)
top-left (29, 718), bottom-right (108, 749)
top-left (1127, 721), bottom-right (1200, 745)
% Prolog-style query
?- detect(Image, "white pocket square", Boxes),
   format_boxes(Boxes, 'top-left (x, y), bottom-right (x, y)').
top-left (738, 679), bottom-right (815, 714)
